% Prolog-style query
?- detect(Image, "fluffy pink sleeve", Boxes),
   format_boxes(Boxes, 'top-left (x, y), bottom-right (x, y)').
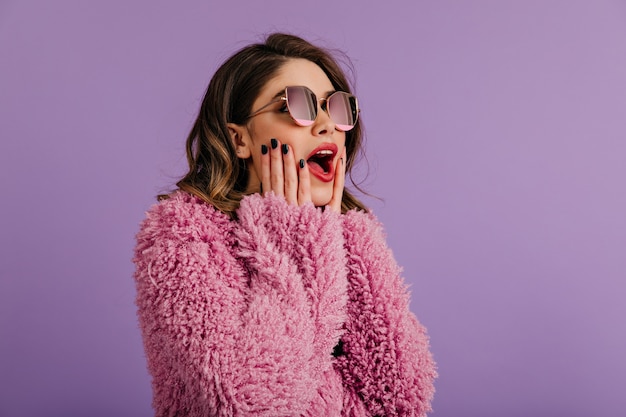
top-left (335, 210), bottom-right (437, 417)
top-left (133, 192), bottom-right (347, 416)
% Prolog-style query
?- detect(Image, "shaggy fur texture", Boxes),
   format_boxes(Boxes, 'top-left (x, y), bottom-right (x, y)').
top-left (134, 192), bottom-right (436, 416)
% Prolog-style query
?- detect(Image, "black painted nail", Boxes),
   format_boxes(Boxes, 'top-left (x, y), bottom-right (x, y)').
top-left (260, 183), bottom-right (263, 194)
top-left (261, 144), bottom-right (268, 155)
top-left (281, 144), bottom-right (288, 154)
top-left (271, 138), bottom-right (278, 149)
top-left (299, 159), bottom-right (305, 169)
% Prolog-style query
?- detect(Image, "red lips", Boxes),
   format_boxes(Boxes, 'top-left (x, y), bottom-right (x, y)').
top-left (306, 143), bottom-right (338, 182)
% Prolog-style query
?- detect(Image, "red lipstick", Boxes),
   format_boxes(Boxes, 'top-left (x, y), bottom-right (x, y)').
top-left (305, 143), bottom-right (338, 182)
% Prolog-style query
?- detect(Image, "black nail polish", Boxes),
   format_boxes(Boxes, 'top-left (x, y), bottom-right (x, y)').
top-left (260, 183), bottom-right (263, 194)
top-left (271, 138), bottom-right (278, 149)
top-left (299, 159), bottom-right (305, 169)
top-left (281, 144), bottom-right (288, 154)
top-left (261, 144), bottom-right (268, 155)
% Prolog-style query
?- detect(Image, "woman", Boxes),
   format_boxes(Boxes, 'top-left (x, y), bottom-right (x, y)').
top-left (134, 33), bottom-right (436, 416)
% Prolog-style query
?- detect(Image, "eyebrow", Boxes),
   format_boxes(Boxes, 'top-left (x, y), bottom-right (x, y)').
top-left (271, 89), bottom-right (286, 99)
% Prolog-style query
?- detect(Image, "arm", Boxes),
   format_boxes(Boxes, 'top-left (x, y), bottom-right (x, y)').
top-left (235, 193), bottom-right (348, 392)
top-left (134, 192), bottom-right (347, 416)
top-left (335, 210), bottom-right (437, 417)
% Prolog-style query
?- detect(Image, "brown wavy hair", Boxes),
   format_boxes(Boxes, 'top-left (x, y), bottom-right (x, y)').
top-left (173, 33), bottom-right (368, 216)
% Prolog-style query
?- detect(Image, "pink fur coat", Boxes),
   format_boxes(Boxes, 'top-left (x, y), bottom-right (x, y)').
top-left (133, 191), bottom-right (436, 416)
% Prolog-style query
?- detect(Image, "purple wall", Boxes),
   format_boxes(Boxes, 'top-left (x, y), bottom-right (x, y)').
top-left (1, 1), bottom-right (625, 416)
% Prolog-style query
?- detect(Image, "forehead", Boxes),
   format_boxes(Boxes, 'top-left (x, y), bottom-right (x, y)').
top-left (255, 59), bottom-right (335, 104)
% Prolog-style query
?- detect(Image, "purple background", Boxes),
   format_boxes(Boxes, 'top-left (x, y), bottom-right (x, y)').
top-left (1, 1), bottom-right (625, 416)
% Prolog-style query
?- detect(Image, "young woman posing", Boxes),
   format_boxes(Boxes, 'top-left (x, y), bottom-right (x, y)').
top-left (133, 33), bottom-right (436, 417)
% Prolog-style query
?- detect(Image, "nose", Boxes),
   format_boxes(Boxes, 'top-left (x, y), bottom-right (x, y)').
top-left (312, 100), bottom-right (336, 136)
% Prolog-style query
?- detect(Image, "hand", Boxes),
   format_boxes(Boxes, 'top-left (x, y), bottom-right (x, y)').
top-left (259, 138), bottom-right (346, 211)
top-left (259, 138), bottom-right (311, 206)
top-left (327, 146), bottom-right (346, 213)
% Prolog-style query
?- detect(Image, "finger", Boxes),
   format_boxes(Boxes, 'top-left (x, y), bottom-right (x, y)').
top-left (297, 158), bottom-right (312, 206)
top-left (328, 146), bottom-right (346, 213)
top-left (269, 138), bottom-right (284, 197)
top-left (282, 144), bottom-right (298, 205)
top-left (260, 143), bottom-right (270, 195)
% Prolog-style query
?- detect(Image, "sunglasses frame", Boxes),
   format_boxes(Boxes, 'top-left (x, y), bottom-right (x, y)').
top-left (247, 85), bottom-right (359, 131)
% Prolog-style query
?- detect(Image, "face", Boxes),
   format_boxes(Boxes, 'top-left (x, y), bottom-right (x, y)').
top-left (232, 58), bottom-right (346, 207)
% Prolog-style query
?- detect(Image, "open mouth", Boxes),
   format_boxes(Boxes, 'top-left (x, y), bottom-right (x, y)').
top-left (306, 144), bottom-right (338, 182)
top-left (307, 149), bottom-right (334, 174)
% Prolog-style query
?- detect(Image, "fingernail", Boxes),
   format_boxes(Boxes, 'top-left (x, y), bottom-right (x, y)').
top-left (299, 159), bottom-right (305, 169)
top-left (261, 144), bottom-right (268, 155)
top-left (281, 144), bottom-right (288, 154)
top-left (260, 183), bottom-right (263, 194)
top-left (271, 138), bottom-right (278, 149)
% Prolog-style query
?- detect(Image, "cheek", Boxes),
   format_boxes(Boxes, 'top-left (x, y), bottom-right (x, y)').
top-left (249, 119), bottom-right (297, 147)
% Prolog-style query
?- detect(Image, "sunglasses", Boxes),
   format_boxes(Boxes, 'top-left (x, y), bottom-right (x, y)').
top-left (247, 85), bottom-right (359, 131)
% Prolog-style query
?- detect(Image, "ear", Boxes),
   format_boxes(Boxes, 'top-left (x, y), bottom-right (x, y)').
top-left (227, 123), bottom-right (252, 159)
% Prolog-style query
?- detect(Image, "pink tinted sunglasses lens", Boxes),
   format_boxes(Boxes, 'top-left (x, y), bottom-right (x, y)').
top-left (286, 86), bottom-right (316, 126)
top-left (328, 92), bottom-right (358, 131)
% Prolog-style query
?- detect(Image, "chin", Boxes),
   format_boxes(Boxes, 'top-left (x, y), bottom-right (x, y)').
top-left (311, 187), bottom-right (333, 208)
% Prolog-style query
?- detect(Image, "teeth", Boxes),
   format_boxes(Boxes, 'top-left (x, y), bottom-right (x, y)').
top-left (316, 150), bottom-right (333, 155)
